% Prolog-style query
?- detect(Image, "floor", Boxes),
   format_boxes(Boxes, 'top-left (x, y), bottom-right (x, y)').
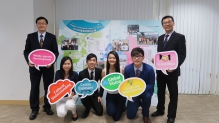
top-left (0, 95), bottom-right (219, 123)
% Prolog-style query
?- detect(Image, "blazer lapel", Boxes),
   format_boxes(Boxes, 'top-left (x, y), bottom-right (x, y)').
top-left (42, 32), bottom-right (49, 48)
top-left (85, 68), bottom-right (90, 79)
top-left (131, 64), bottom-right (136, 77)
top-left (95, 68), bottom-right (99, 81)
top-left (160, 35), bottom-right (165, 51)
top-left (34, 32), bottom-right (41, 49)
top-left (164, 31), bottom-right (176, 50)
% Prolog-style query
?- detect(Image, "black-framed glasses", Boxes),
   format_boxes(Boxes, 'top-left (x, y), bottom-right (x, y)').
top-left (132, 55), bottom-right (143, 59)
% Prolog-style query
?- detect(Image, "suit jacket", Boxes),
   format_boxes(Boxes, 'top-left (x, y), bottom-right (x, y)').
top-left (124, 63), bottom-right (155, 97)
top-left (78, 67), bottom-right (104, 97)
top-left (23, 32), bottom-right (59, 73)
top-left (157, 31), bottom-right (186, 76)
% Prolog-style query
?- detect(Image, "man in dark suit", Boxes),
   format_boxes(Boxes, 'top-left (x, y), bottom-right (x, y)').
top-left (151, 15), bottom-right (186, 123)
top-left (79, 53), bottom-right (103, 119)
top-left (23, 17), bottom-right (59, 120)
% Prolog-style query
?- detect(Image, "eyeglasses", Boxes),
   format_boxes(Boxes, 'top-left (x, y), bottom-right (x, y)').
top-left (163, 20), bottom-right (173, 25)
top-left (37, 23), bottom-right (47, 25)
top-left (132, 55), bottom-right (143, 59)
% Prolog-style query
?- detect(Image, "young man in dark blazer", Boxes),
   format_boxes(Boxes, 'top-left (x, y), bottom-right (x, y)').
top-left (124, 47), bottom-right (155, 123)
top-left (79, 53), bottom-right (103, 119)
top-left (23, 17), bottom-right (59, 120)
top-left (151, 15), bottom-right (186, 123)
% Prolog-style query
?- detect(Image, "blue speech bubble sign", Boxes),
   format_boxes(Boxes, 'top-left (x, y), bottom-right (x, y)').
top-left (75, 78), bottom-right (98, 98)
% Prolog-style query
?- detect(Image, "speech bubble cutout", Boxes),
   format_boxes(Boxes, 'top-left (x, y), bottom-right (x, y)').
top-left (118, 77), bottom-right (146, 102)
top-left (75, 78), bottom-right (98, 98)
top-left (101, 73), bottom-right (124, 91)
top-left (154, 51), bottom-right (178, 75)
top-left (47, 79), bottom-right (75, 104)
top-left (28, 49), bottom-right (56, 70)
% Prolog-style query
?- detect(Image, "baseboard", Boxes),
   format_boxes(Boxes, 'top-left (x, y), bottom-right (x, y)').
top-left (0, 96), bottom-right (44, 105)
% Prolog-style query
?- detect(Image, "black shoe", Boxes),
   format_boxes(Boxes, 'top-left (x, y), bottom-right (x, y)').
top-left (29, 111), bottom-right (38, 120)
top-left (151, 110), bottom-right (164, 117)
top-left (72, 110), bottom-right (78, 121)
top-left (81, 110), bottom-right (90, 119)
top-left (167, 118), bottom-right (175, 123)
top-left (43, 109), bottom-right (54, 115)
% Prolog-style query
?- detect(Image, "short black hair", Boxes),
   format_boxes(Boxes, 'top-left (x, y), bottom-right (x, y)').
top-left (86, 53), bottom-right (97, 61)
top-left (36, 16), bottom-right (48, 24)
top-left (161, 15), bottom-right (174, 25)
top-left (131, 47), bottom-right (144, 56)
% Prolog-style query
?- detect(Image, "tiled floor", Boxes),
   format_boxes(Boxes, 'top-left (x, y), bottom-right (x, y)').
top-left (0, 95), bottom-right (219, 123)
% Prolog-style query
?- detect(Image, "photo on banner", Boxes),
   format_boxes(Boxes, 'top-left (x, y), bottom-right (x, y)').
top-left (56, 20), bottom-right (163, 105)
top-left (137, 32), bottom-right (159, 45)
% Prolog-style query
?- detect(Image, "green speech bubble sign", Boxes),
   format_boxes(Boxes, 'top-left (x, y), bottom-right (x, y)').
top-left (101, 73), bottom-right (124, 91)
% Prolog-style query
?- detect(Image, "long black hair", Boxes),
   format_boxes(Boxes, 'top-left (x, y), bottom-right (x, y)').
top-left (106, 51), bottom-right (120, 74)
top-left (59, 56), bottom-right (74, 79)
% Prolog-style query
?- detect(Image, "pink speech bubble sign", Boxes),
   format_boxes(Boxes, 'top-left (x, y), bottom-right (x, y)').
top-left (28, 49), bottom-right (56, 70)
top-left (154, 51), bottom-right (178, 75)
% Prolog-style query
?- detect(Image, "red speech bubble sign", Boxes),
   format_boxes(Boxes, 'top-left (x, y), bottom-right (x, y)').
top-left (28, 49), bottom-right (56, 70)
top-left (47, 79), bottom-right (75, 104)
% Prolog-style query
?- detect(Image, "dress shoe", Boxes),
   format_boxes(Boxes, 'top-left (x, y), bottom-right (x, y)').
top-left (81, 110), bottom-right (90, 119)
top-left (143, 117), bottom-right (151, 123)
top-left (151, 110), bottom-right (164, 117)
top-left (167, 118), bottom-right (175, 123)
top-left (43, 109), bottom-right (54, 115)
top-left (72, 110), bottom-right (78, 121)
top-left (29, 111), bottom-right (38, 120)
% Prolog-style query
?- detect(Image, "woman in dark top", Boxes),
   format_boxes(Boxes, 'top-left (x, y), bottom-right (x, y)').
top-left (101, 51), bottom-right (126, 121)
top-left (55, 56), bottom-right (79, 121)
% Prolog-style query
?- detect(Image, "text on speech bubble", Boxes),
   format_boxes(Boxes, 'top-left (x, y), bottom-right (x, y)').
top-left (28, 49), bottom-right (56, 70)
top-left (101, 73), bottom-right (124, 91)
top-left (47, 79), bottom-right (75, 104)
top-left (75, 78), bottom-right (98, 98)
top-left (118, 77), bottom-right (146, 102)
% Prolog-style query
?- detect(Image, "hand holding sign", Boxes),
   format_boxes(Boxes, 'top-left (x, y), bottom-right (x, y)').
top-left (101, 73), bottom-right (124, 92)
top-left (75, 79), bottom-right (98, 98)
top-left (47, 79), bottom-right (75, 104)
top-left (28, 49), bottom-right (56, 70)
top-left (118, 77), bottom-right (146, 102)
top-left (154, 51), bottom-right (178, 75)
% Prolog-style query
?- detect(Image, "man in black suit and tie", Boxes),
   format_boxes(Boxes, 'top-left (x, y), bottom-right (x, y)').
top-left (23, 17), bottom-right (59, 120)
top-left (151, 15), bottom-right (186, 123)
top-left (79, 53), bottom-right (103, 119)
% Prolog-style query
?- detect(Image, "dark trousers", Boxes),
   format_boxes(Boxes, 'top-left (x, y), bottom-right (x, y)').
top-left (106, 93), bottom-right (126, 121)
top-left (127, 90), bottom-right (152, 118)
top-left (81, 95), bottom-right (103, 116)
top-left (29, 70), bottom-right (54, 111)
top-left (157, 72), bottom-right (178, 119)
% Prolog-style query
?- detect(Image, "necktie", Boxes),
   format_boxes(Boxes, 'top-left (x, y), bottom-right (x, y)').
top-left (40, 35), bottom-right (43, 48)
top-left (163, 35), bottom-right (169, 49)
top-left (90, 71), bottom-right (94, 80)
top-left (136, 69), bottom-right (140, 77)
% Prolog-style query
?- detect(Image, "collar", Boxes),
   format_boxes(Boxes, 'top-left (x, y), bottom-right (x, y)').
top-left (165, 30), bottom-right (174, 37)
top-left (38, 31), bottom-right (46, 37)
top-left (134, 64), bottom-right (143, 72)
top-left (88, 68), bottom-right (95, 73)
